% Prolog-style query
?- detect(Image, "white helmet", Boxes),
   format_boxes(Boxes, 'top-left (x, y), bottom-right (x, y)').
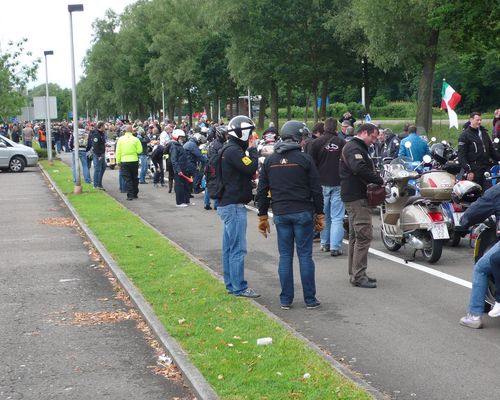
top-left (172, 129), bottom-right (186, 141)
top-left (227, 115), bottom-right (255, 141)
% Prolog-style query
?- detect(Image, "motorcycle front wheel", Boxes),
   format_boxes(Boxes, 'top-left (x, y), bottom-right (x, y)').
top-left (381, 229), bottom-right (402, 251)
top-left (421, 237), bottom-right (445, 263)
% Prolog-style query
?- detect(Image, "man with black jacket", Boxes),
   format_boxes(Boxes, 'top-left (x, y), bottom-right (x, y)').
top-left (257, 120), bottom-right (324, 309)
top-left (340, 123), bottom-right (383, 288)
top-left (91, 121), bottom-right (107, 190)
top-left (458, 112), bottom-right (500, 190)
top-left (217, 116), bottom-right (260, 298)
top-left (459, 184), bottom-right (500, 329)
top-left (308, 118), bottom-right (346, 256)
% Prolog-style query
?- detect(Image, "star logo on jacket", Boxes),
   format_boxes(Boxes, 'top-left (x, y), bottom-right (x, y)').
top-left (325, 143), bottom-right (339, 151)
top-left (280, 158), bottom-right (288, 165)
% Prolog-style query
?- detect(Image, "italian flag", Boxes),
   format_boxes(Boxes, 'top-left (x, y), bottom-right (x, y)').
top-left (441, 81), bottom-right (461, 110)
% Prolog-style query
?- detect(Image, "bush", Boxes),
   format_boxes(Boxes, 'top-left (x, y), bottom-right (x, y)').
top-left (370, 101), bottom-right (416, 118)
top-left (371, 95), bottom-right (388, 107)
top-left (35, 148), bottom-right (48, 159)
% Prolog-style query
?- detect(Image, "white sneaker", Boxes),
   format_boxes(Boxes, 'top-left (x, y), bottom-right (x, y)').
top-left (176, 203), bottom-right (188, 208)
top-left (488, 302), bottom-right (500, 318)
top-left (189, 202), bottom-right (196, 206)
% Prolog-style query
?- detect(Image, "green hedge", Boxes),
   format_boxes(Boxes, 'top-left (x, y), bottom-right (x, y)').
top-left (269, 101), bottom-right (418, 119)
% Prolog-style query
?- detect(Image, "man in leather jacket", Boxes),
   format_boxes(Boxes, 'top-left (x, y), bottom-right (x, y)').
top-left (458, 112), bottom-right (500, 190)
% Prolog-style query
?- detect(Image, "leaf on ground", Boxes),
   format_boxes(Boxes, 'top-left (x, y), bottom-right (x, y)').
top-left (39, 217), bottom-right (75, 227)
top-left (66, 309), bottom-right (139, 325)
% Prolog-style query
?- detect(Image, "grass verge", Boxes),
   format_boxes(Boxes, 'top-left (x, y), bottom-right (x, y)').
top-left (40, 159), bottom-right (372, 400)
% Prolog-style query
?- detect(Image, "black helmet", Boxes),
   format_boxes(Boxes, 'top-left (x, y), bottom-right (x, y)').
top-left (431, 143), bottom-right (450, 164)
top-left (451, 180), bottom-right (482, 207)
top-left (227, 116), bottom-right (255, 141)
top-left (215, 125), bottom-right (227, 141)
top-left (280, 120), bottom-right (310, 142)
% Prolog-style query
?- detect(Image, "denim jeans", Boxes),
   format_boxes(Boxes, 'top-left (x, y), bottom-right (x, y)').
top-left (204, 189), bottom-right (218, 208)
top-left (217, 204), bottom-right (248, 294)
top-left (93, 155), bottom-right (106, 188)
top-left (55, 140), bottom-right (62, 154)
top-left (24, 140), bottom-right (32, 147)
top-left (119, 168), bottom-right (126, 192)
top-left (72, 150), bottom-right (91, 184)
top-left (320, 185), bottom-right (345, 251)
top-left (273, 211), bottom-right (317, 305)
top-left (139, 154), bottom-right (149, 183)
top-left (468, 241), bottom-right (500, 315)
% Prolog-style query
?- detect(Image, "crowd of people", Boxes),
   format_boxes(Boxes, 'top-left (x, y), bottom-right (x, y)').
top-left (1, 110), bottom-right (499, 322)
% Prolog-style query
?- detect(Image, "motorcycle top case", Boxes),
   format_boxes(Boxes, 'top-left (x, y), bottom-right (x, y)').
top-left (418, 171), bottom-right (455, 200)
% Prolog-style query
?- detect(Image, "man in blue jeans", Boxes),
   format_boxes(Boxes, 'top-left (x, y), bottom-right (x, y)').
top-left (216, 116), bottom-right (259, 298)
top-left (91, 121), bottom-right (107, 189)
top-left (257, 120), bottom-right (325, 309)
top-left (459, 183), bottom-right (500, 328)
top-left (308, 117), bottom-right (346, 256)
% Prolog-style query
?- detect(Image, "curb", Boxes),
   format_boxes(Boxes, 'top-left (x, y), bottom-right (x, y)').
top-left (41, 163), bottom-right (387, 400)
top-left (39, 165), bottom-right (218, 400)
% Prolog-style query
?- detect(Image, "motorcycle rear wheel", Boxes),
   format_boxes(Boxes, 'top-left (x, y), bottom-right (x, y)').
top-left (381, 229), bottom-right (402, 251)
top-left (421, 237), bottom-right (445, 263)
top-left (448, 230), bottom-right (462, 247)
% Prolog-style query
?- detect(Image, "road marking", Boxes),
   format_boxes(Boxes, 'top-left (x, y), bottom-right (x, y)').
top-left (246, 204), bottom-right (472, 289)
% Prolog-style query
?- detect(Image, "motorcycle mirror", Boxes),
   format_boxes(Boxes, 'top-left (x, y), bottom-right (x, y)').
top-left (405, 141), bottom-right (412, 149)
top-left (423, 154), bottom-right (432, 163)
top-left (430, 137), bottom-right (437, 142)
top-left (494, 138), bottom-right (500, 144)
top-left (484, 171), bottom-right (491, 178)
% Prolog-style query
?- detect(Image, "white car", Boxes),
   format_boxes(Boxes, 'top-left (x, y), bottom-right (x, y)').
top-left (0, 135), bottom-right (39, 172)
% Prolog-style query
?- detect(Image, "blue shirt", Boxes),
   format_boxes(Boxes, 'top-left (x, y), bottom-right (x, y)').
top-left (398, 133), bottom-right (430, 161)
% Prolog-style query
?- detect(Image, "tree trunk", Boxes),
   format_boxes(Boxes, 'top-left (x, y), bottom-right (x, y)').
top-left (305, 93), bottom-right (309, 123)
top-left (258, 94), bottom-right (267, 129)
top-left (177, 98), bottom-right (182, 125)
top-left (270, 80), bottom-right (279, 131)
top-left (312, 82), bottom-right (319, 123)
top-left (204, 98), bottom-right (211, 121)
top-left (235, 94), bottom-right (240, 115)
top-left (213, 94), bottom-right (220, 124)
top-left (286, 85), bottom-right (292, 120)
top-left (320, 79), bottom-right (328, 119)
top-left (415, 29), bottom-right (439, 134)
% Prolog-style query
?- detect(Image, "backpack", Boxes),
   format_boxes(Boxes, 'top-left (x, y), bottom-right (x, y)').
top-left (207, 143), bottom-right (229, 200)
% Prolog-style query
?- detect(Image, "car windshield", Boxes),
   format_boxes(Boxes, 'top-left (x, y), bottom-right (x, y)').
top-left (0, 136), bottom-right (14, 147)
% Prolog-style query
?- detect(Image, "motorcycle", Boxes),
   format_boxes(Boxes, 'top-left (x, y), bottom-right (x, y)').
top-left (105, 141), bottom-right (117, 170)
top-left (380, 142), bottom-right (454, 263)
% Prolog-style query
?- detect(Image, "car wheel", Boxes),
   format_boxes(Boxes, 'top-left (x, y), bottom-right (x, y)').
top-left (9, 156), bottom-right (25, 172)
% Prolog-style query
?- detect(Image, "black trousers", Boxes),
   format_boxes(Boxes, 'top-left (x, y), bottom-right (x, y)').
top-left (174, 174), bottom-right (190, 205)
top-left (121, 161), bottom-right (139, 199)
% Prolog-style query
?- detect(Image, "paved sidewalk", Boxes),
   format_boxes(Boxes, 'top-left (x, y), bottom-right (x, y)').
top-left (0, 168), bottom-right (195, 400)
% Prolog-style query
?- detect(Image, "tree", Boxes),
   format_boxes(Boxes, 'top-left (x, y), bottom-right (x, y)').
top-left (333, 0), bottom-right (499, 133)
top-left (0, 39), bottom-right (40, 123)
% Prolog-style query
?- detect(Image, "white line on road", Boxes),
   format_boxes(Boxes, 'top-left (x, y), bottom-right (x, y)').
top-left (246, 204), bottom-right (472, 289)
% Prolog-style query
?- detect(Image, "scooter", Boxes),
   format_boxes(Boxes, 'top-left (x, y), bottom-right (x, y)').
top-left (105, 141), bottom-right (117, 170)
top-left (380, 142), bottom-right (454, 263)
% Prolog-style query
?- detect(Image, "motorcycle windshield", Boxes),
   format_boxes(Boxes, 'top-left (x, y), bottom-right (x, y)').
top-left (391, 157), bottom-right (420, 171)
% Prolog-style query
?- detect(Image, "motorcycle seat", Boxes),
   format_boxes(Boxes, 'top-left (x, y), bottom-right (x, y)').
top-left (404, 195), bottom-right (424, 207)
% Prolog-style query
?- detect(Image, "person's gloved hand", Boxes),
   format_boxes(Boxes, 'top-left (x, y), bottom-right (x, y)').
top-left (258, 215), bottom-right (270, 238)
top-left (314, 214), bottom-right (325, 232)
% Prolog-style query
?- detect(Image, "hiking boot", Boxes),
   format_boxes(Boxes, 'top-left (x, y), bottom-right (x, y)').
top-left (306, 301), bottom-right (321, 309)
top-left (459, 313), bottom-right (483, 329)
top-left (204, 205), bottom-right (212, 210)
top-left (236, 288), bottom-right (261, 298)
top-left (489, 302), bottom-right (500, 318)
top-left (330, 249), bottom-right (343, 256)
top-left (352, 276), bottom-right (377, 288)
top-left (320, 244), bottom-right (330, 252)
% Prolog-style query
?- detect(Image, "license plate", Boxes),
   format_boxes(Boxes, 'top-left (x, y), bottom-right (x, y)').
top-left (453, 212), bottom-right (464, 226)
top-left (431, 223), bottom-right (449, 239)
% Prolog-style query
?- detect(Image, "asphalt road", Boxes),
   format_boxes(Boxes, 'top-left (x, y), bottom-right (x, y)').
top-left (0, 167), bottom-right (194, 400)
top-left (65, 156), bottom-right (500, 399)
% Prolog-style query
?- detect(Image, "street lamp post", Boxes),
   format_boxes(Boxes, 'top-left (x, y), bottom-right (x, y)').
top-left (44, 50), bottom-right (54, 163)
top-left (68, 4), bottom-right (84, 193)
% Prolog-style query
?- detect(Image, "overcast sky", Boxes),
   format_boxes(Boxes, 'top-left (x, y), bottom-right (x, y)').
top-left (1, 0), bottom-right (136, 89)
